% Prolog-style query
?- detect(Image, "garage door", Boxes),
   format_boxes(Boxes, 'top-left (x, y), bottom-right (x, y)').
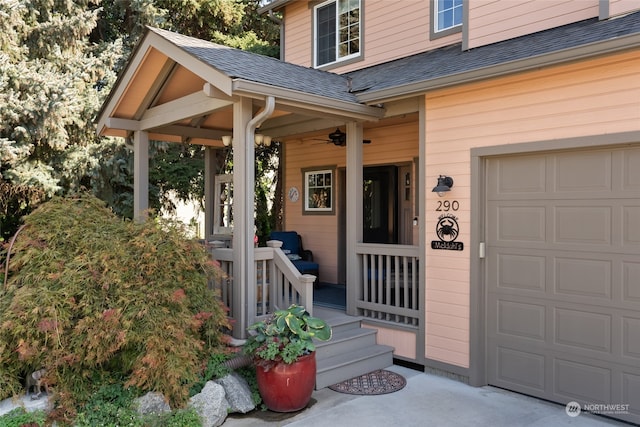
top-left (485, 146), bottom-right (640, 424)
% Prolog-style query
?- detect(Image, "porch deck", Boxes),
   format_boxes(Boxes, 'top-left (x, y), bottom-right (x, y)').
top-left (313, 283), bottom-right (346, 310)
top-left (209, 242), bottom-right (418, 384)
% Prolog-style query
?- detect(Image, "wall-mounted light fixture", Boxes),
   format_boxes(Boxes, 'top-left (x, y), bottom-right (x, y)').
top-left (432, 175), bottom-right (454, 197)
top-left (222, 135), bottom-right (233, 147)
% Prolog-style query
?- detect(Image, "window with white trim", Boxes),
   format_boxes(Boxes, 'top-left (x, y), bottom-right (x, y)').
top-left (314, 0), bottom-right (361, 68)
top-left (434, 0), bottom-right (463, 33)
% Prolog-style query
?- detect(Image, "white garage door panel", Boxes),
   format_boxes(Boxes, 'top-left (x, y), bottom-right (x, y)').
top-left (485, 146), bottom-right (640, 424)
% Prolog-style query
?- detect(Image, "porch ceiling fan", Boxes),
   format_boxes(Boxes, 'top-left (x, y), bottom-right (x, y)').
top-left (311, 128), bottom-right (371, 146)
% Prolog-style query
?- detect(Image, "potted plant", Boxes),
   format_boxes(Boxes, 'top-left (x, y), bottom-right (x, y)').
top-left (243, 304), bottom-right (332, 412)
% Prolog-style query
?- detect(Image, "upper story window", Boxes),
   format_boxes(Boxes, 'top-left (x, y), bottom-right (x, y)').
top-left (431, 0), bottom-right (463, 40)
top-left (314, 0), bottom-right (361, 68)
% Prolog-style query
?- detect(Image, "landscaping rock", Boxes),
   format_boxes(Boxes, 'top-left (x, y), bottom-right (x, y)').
top-left (0, 393), bottom-right (51, 417)
top-left (189, 381), bottom-right (229, 427)
top-left (215, 372), bottom-right (255, 414)
top-left (134, 392), bottom-right (171, 416)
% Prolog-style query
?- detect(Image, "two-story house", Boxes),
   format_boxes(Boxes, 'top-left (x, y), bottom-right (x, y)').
top-left (97, 1), bottom-right (640, 423)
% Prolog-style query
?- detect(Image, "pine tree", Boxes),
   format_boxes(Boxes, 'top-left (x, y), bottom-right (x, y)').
top-left (0, 0), bottom-right (123, 239)
top-left (0, 0), bottom-right (280, 241)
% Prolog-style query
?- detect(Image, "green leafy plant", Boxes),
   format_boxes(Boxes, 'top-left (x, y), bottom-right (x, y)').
top-left (189, 351), bottom-right (234, 396)
top-left (0, 408), bottom-right (46, 427)
top-left (236, 365), bottom-right (264, 409)
top-left (0, 194), bottom-right (230, 421)
top-left (152, 407), bottom-right (202, 427)
top-left (74, 379), bottom-right (204, 427)
top-left (243, 305), bottom-right (332, 367)
top-left (74, 381), bottom-right (141, 427)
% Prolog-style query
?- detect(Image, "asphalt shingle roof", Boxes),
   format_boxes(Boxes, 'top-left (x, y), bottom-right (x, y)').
top-left (149, 10), bottom-right (640, 104)
top-left (347, 11), bottom-right (640, 94)
top-left (148, 27), bottom-right (357, 104)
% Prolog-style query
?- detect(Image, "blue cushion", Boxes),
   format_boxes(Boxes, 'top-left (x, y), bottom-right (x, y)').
top-left (269, 231), bottom-right (300, 255)
top-left (269, 231), bottom-right (318, 279)
top-left (293, 260), bottom-right (319, 275)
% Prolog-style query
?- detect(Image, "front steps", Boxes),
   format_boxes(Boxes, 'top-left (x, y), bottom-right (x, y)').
top-left (313, 306), bottom-right (394, 390)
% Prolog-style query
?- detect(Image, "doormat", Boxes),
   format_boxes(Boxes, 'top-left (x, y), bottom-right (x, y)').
top-left (328, 369), bottom-right (406, 395)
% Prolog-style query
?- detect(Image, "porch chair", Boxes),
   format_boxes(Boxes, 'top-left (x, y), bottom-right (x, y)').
top-left (269, 231), bottom-right (319, 284)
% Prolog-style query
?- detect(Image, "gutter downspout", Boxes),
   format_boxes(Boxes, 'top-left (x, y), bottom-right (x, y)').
top-left (243, 96), bottom-right (275, 327)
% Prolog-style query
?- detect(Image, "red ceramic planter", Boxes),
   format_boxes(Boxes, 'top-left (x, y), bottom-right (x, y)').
top-left (256, 352), bottom-right (316, 412)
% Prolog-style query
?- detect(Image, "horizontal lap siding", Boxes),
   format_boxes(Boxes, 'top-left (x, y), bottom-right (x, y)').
top-left (283, 122), bottom-right (418, 284)
top-left (467, 0), bottom-right (597, 50)
top-left (363, 325), bottom-right (417, 359)
top-left (283, 1), bottom-right (311, 66)
top-left (610, 0), bottom-right (640, 17)
top-left (424, 51), bottom-right (640, 369)
top-left (283, 139), bottom-right (342, 283)
top-left (283, 0), bottom-right (460, 72)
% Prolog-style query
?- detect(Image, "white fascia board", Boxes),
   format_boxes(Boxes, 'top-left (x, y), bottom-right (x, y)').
top-left (96, 30), bottom-right (233, 136)
top-left (96, 36), bottom-right (157, 135)
top-left (357, 33), bottom-right (640, 104)
top-left (232, 79), bottom-right (385, 122)
top-left (148, 32), bottom-right (232, 96)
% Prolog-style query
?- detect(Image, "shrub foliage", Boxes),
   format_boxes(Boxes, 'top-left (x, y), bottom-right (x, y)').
top-left (0, 194), bottom-right (229, 415)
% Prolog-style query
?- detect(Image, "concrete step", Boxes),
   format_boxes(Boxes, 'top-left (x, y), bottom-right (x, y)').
top-left (315, 344), bottom-right (394, 390)
top-left (313, 306), bottom-right (394, 390)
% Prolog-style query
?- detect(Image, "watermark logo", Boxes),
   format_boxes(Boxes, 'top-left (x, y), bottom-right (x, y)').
top-left (565, 401), bottom-right (630, 418)
top-left (565, 401), bottom-right (581, 417)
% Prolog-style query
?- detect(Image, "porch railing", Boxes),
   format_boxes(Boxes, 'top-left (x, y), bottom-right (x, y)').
top-left (355, 243), bottom-right (420, 327)
top-left (208, 244), bottom-right (315, 337)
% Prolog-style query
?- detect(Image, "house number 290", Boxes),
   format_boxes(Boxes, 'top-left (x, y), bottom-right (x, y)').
top-left (435, 200), bottom-right (459, 212)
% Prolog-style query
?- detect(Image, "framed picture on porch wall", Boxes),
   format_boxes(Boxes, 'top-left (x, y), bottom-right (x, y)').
top-left (302, 167), bottom-right (335, 215)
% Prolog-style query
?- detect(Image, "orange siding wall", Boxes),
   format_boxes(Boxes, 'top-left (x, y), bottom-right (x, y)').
top-left (283, 0), bottom-right (461, 72)
top-left (467, 0), bottom-right (598, 50)
top-left (282, 1), bottom-right (311, 66)
top-left (363, 324), bottom-right (417, 359)
top-left (283, 122), bottom-right (419, 284)
top-left (609, 0), bottom-right (640, 17)
top-left (423, 51), bottom-right (640, 368)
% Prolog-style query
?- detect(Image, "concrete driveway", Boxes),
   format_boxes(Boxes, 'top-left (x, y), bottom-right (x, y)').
top-left (225, 365), bottom-right (630, 427)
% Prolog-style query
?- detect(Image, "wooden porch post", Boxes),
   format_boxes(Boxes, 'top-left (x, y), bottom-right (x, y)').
top-left (231, 97), bottom-right (253, 338)
top-left (133, 130), bottom-right (149, 222)
top-left (204, 147), bottom-right (215, 239)
top-left (230, 96), bottom-right (276, 338)
top-left (417, 96), bottom-right (427, 366)
top-left (345, 121), bottom-right (363, 316)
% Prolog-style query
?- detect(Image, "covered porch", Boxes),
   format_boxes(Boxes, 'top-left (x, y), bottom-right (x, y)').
top-left (96, 28), bottom-right (425, 364)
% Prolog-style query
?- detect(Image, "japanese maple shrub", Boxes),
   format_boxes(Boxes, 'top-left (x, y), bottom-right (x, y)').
top-left (0, 194), bottom-right (229, 419)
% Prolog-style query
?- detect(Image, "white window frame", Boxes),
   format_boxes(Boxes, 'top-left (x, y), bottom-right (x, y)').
top-left (214, 174), bottom-right (233, 234)
top-left (303, 168), bottom-right (335, 214)
top-left (434, 0), bottom-right (463, 33)
top-left (313, 0), bottom-right (361, 68)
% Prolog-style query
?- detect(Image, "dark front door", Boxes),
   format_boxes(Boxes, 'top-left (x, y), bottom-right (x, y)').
top-left (363, 166), bottom-right (398, 244)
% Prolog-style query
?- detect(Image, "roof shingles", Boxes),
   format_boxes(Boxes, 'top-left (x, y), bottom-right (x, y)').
top-left (149, 11), bottom-right (640, 104)
top-left (149, 27), bottom-right (358, 104)
top-left (347, 11), bottom-right (640, 94)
